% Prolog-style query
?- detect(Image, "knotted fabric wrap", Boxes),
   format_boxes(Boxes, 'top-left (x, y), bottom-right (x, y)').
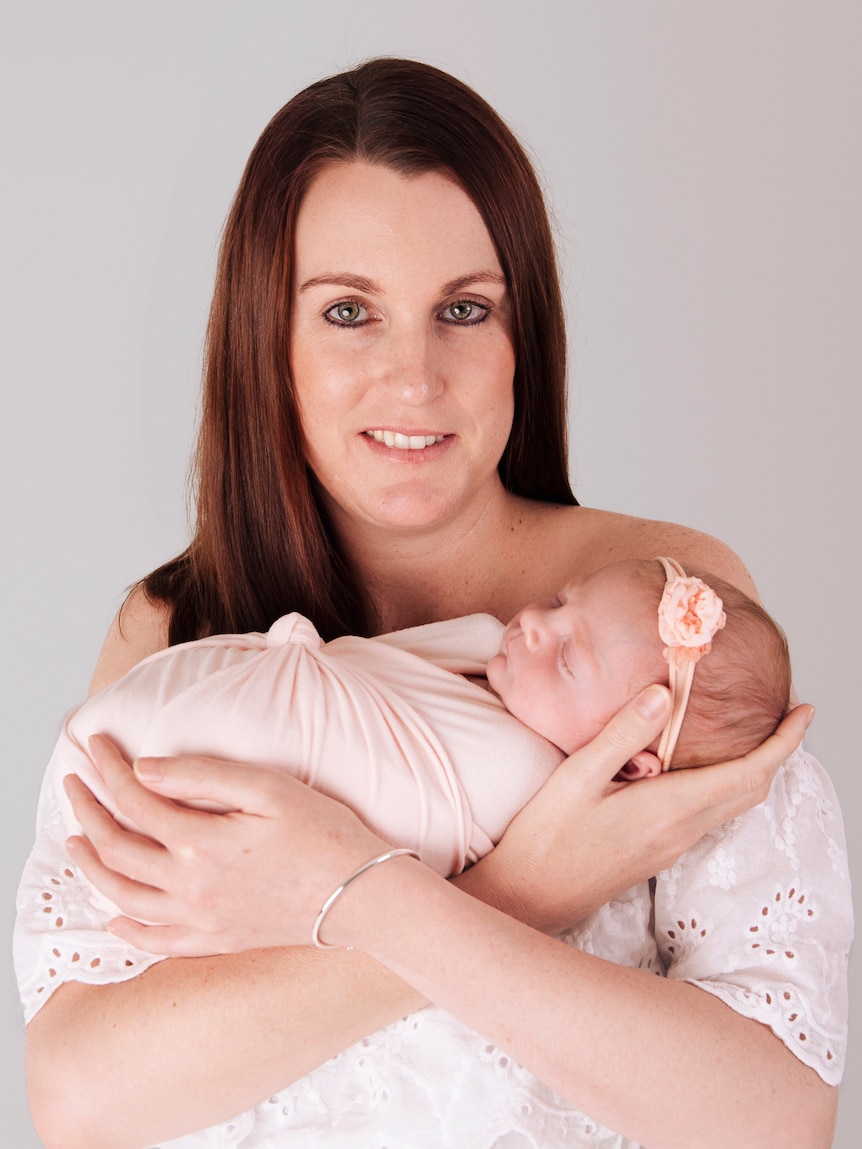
top-left (655, 557), bottom-right (726, 768)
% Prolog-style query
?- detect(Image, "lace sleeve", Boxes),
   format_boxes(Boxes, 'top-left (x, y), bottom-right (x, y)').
top-left (654, 748), bottom-right (852, 1085)
top-left (13, 758), bottom-right (165, 1023)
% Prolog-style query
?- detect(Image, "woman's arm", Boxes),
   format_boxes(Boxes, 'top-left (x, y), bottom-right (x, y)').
top-left (88, 585), bottom-right (171, 696)
top-left (318, 709), bottom-right (846, 1149)
top-left (26, 946), bottom-right (426, 1149)
top-left (329, 851), bottom-right (838, 1149)
top-left (32, 596), bottom-right (431, 1149)
top-left (82, 699), bottom-right (831, 1149)
top-left (29, 694), bottom-right (815, 1148)
top-left (29, 577), bottom-right (825, 1148)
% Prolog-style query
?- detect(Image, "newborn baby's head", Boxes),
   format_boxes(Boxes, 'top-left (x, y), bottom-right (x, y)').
top-left (486, 558), bottom-right (791, 774)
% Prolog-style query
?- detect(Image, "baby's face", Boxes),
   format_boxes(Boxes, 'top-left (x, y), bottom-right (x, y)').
top-left (486, 562), bottom-right (668, 754)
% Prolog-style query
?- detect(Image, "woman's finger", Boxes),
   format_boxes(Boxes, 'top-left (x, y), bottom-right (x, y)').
top-left (750, 702), bottom-right (814, 786)
top-left (107, 917), bottom-right (230, 958)
top-left (483, 697), bottom-right (812, 937)
top-left (131, 751), bottom-right (310, 816)
top-left (63, 774), bottom-right (171, 888)
top-left (562, 684), bottom-right (672, 791)
top-left (65, 835), bottom-right (175, 923)
top-left (677, 702), bottom-right (815, 832)
top-left (88, 734), bottom-right (223, 835)
top-left (74, 750), bottom-right (391, 950)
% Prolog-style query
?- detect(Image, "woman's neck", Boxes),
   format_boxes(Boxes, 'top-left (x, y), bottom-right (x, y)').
top-left (334, 489), bottom-right (537, 633)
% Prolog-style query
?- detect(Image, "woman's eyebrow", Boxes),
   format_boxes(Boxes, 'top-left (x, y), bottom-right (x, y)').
top-left (441, 272), bottom-right (508, 295)
top-left (297, 271), bottom-right (508, 295)
top-left (298, 273), bottom-right (379, 294)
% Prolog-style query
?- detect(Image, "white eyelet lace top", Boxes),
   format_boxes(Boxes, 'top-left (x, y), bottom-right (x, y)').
top-left (13, 614), bottom-right (853, 1148)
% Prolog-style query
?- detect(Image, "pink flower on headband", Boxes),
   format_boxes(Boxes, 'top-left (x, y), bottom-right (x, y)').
top-left (658, 576), bottom-right (726, 664)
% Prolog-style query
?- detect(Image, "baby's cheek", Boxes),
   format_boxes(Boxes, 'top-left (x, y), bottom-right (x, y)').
top-left (498, 680), bottom-right (538, 727)
top-left (521, 693), bottom-right (573, 749)
top-left (484, 654), bottom-right (510, 701)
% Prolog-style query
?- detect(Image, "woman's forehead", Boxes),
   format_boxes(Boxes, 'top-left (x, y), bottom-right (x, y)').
top-left (294, 161), bottom-right (503, 282)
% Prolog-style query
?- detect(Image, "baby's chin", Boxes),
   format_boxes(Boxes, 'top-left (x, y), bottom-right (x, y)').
top-left (484, 651), bottom-right (506, 697)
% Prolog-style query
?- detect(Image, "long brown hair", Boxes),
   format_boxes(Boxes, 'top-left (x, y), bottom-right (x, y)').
top-left (143, 57), bottom-right (577, 643)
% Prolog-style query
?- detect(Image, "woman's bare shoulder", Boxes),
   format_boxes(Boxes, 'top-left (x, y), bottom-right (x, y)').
top-left (88, 585), bottom-right (172, 697)
top-left (533, 503), bottom-right (759, 598)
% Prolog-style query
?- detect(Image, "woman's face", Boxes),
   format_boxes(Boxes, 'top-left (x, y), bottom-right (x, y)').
top-left (290, 161), bottom-right (516, 539)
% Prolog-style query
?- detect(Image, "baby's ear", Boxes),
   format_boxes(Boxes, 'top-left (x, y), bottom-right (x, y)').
top-left (615, 750), bottom-right (663, 782)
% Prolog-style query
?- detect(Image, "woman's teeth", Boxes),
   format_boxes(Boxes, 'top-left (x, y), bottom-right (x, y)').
top-left (367, 431), bottom-right (446, 450)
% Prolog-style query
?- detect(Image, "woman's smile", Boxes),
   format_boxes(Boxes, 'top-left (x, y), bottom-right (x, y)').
top-left (359, 430), bottom-right (454, 466)
top-left (363, 430), bottom-right (448, 451)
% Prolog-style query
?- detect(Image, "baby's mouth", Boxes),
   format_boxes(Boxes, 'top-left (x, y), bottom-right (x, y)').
top-left (501, 622), bottom-right (520, 653)
top-left (365, 430), bottom-right (447, 450)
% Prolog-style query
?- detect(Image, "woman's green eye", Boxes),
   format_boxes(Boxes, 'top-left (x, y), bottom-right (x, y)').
top-left (449, 301), bottom-right (474, 320)
top-left (325, 301), bottom-right (366, 324)
top-left (443, 299), bottom-right (489, 325)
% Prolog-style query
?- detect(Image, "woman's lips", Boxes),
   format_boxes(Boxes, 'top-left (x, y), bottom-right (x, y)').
top-left (364, 430), bottom-right (448, 450)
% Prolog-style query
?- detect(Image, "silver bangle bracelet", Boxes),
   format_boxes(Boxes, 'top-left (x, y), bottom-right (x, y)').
top-left (311, 848), bottom-right (421, 949)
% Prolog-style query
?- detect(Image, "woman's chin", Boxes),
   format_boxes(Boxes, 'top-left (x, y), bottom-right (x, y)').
top-left (336, 488), bottom-right (487, 538)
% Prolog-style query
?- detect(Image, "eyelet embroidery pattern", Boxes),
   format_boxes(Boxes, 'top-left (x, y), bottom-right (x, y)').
top-left (15, 742), bottom-right (851, 1142)
top-left (706, 846), bottom-right (738, 891)
top-left (659, 818), bottom-right (740, 903)
top-left (660, 908), bottom-right (712, 962)
top-left (22, 859), bottom-right (154, 1010)
top-left (562, 881), bottom-right (663, 975)
top-left (653, 750), bottom-right (850, 1086)
top-left (156, 1008), bottom-right (640, 1149)
top-left (766, 985), bottom-right (821, 1057)
top-left (765, 751), bottom-right (848, 880)
top-left (746, 884), bottom-right (816, 965)
top-left (711, 883), bottom-right (842, 1067)
top-left (810, 780), bottom-right (851, 880)
top-left (14, 777), bottom-right (163, 1020)
top-left (696, 978), bottom-right (840, 1078)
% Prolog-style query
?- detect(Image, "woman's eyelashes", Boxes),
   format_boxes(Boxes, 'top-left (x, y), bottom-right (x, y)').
top-left (321, 297), bottom-right (492, 328)
top-left (323, 299), bottom-right (372, 326)
top-left (439, 299), bottom-right (491, 325)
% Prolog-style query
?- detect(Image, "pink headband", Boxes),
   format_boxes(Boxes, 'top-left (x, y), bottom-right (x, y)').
top-left (655, 557), bottom-right (726, 769)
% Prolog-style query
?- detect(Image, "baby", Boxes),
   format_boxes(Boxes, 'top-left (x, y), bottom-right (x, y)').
top-left (48, 556), bottom-right (790, 894)
top-left (488, 555), bottom-right (791, 777)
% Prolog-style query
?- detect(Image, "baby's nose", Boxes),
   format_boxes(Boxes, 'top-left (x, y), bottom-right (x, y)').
top-left (518, 607), bottom-right (547, 651)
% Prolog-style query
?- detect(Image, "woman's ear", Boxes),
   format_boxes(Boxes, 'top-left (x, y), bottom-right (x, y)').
top-left (614, 750), bottom-right (663, 782)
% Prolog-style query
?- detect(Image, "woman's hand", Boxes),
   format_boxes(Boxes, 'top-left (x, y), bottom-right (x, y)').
top-left (56, 697), bottom-right (827, 1149)
top-left (66, 688), bottom-right (812, 954)
top-left (64, 734), bottom-right (392, 956)
top-left (471, 685), bottom-right (814, 935)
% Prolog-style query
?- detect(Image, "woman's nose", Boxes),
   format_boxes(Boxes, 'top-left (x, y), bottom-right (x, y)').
top-left (381, 326), bottom-right (443, 404)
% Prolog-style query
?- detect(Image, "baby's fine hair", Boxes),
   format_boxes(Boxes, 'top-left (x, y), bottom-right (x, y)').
top-left (634, 560), bottom-right (792, 768)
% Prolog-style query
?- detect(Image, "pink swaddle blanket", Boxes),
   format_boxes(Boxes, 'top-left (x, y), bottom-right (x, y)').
top-left (52, 612), bottom-right (563, 914)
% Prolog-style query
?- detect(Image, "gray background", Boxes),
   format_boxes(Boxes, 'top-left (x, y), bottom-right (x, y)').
top-left (2, 2), bottom-right (858, 1144)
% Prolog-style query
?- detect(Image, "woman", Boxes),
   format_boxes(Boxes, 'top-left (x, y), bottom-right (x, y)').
top-left (20, 58), bottom-right (847, 1149)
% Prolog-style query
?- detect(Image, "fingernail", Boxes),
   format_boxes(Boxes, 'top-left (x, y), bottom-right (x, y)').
top-left (134, 757), bottom-right (164, 781)
top-left (803, 705), bottom-right (815, 730)
top-left (636, 685), bottom-right (671, 719)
